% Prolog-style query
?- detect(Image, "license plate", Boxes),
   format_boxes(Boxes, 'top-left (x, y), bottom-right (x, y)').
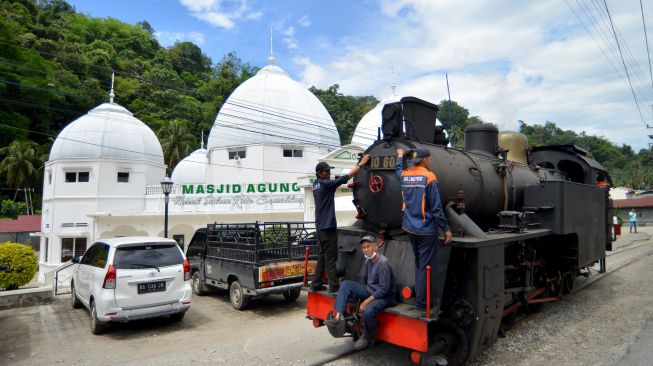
top-left (137, 281), bottom-right (166, 294)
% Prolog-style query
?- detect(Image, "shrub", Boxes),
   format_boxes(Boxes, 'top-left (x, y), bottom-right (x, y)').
top-left (0, 242), bottom-right (38, 290)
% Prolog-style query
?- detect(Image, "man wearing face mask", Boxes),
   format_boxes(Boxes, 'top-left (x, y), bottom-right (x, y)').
top-left (324, 235), bottom-right (396, 350)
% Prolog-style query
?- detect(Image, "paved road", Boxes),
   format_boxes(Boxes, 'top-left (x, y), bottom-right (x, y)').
top-left (0, 289), bottom-right (354, 366)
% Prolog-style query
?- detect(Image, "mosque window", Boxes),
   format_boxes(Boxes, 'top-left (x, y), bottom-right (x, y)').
top-left (228, 149), bottom-right (246, 160)
top-left (283, 149), bottom-right (303, 157)
top-left (117, 172), bottom-right (130, 183)
top-left (61, 237), bottom-right (87, 262)
top-left (65, 171), bottom-right (90, 183)
top-left (173, 234), bottom-right (185, 251)
top-left (48, 171), bottom-right (52, 185)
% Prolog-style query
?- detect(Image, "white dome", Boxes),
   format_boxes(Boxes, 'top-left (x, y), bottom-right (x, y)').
top-left (207, 64), bottom-right (340, 150)
top-left (351, 95), bottom-right (400, 146)
top-left (170, 148), bottom-right (208, 184)
top-left (351, 96), bottom-right (446, 147)
top-left (49, 103), bottom-right (164, 165)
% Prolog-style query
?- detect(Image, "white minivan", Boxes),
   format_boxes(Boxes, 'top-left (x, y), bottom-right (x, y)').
top-left (71, 237), bottom-right (192, 334)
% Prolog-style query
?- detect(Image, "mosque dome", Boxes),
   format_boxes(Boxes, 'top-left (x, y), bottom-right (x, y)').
top-left (171, 147), bottom-right (208, 184)
top-left (207, 64), bottom-right (340, 150)
top-left (351, 95), bottom-right (400, 146)
top-left (49, 103), bottom-right (164, 165)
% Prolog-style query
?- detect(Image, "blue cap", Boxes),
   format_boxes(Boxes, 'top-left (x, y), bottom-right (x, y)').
top-left (410, 147), bottom-right (431, 164)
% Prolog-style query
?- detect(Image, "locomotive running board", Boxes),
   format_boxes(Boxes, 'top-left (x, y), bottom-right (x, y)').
top-left (451, 228), bottom-right (552, 248)
top-left (307, 291), bottom-right (430, 352)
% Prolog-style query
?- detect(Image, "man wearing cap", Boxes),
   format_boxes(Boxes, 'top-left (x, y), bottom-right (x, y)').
top-left (396, 147), bottom-right (452, 311)
top-left (311, 155), bottom-right (370, 292)
top-left (324, 235), bottom-right (396, 349)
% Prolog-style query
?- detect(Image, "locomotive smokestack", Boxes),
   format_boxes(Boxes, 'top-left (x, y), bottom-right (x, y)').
top-left (464, 124), bottom-right (499, 157)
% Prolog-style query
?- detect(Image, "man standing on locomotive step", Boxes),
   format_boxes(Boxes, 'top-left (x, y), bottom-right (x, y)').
top-left (324, 235), bottom-right (396, 350)
top-left (311, 154), bottom-right (370, 293)
top-left (396, 147), bottom-right (452, 311)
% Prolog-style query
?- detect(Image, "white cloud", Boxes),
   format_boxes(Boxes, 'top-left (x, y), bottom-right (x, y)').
top-left (298, 14), bottom-right (311, 27)
top-left (283, 26), bottom-right (299, 50)
top-left (294, 57), bottom-right (328, 87)
top-left (155, 31), bottom-right (206, 46)
top-left (295, 1), bottom-right (652, 150)
top-left (178, 0), bottom-right (261, 29)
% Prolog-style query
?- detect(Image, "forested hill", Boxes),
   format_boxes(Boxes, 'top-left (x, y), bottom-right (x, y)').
top-left (0, 0), bottom-right (377, 201)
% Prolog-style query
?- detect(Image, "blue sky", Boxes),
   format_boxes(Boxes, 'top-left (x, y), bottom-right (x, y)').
top-left (67, 0), bottom-right (653, 151)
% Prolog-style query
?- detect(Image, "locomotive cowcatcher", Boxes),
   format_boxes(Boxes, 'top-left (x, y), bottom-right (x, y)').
top-left (305, 96), bottom-right (613, 365)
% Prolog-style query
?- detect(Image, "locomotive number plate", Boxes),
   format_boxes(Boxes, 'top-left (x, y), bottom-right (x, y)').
top-left (370, 155), bottom-right (397, 170)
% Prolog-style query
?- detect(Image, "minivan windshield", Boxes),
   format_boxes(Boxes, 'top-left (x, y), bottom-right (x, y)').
top-left (113, 243), bottom-right (183, 269)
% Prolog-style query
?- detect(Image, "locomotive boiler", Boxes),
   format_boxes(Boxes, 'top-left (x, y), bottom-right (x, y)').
top-left (306, 96), bottom-right (613, 365)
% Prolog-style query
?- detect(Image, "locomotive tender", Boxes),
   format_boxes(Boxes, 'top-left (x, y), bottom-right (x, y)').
top-left (306, 96), bottom-right (613, 365)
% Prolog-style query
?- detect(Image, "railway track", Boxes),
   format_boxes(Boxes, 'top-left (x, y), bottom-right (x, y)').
top-left (308, 234), bottom-right (653, 366)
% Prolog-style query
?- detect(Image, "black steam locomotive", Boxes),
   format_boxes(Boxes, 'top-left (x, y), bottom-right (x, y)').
top-left (306, 97), bottom-right (613, 365)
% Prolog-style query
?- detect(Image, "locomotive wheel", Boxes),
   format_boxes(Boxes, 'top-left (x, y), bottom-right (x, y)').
top-left (561, 271), bottom-right (576, 294)
top-left (423, 319), bottom-right (469, 366)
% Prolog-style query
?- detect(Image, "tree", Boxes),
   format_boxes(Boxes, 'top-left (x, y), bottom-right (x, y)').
top-left (309, 84), bottom-right (378, 144)
top-left (158, 119), bottom-right (195, 174)
top-left (0, 140), bottom-right (42, 197)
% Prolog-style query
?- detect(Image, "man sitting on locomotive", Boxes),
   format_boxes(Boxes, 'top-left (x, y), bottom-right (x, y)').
top-left (324, 235), bottom-right (396, 350)
top-left (396, 147), bottom-right (453, 311)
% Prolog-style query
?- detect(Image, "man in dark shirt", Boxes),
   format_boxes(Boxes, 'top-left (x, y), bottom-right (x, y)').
top-left (311, 155), bottom-right (369, 292)
top-left (324, 235), bottom-right (396, 350)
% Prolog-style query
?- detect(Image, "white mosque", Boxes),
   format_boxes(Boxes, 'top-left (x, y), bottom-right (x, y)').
top-left (34, 46), bottom-right (438, 283)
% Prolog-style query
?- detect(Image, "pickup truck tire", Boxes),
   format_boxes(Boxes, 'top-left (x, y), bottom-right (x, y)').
top-left (283, 289), bottom-right (301, 303)
top-left (229, 280), bottom-right (250, 310)
top-left (192, 272), bottom-right (208, 296)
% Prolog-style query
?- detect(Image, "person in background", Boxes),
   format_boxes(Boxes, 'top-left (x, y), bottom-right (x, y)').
top-left (311, 155), bottom-right (370, 293)
top-left (324, 235), bottom-right (396, 350)
top-left (629, 208), bottom-right (638, 233)
top-left (396, 147), bottom-right (452, 311)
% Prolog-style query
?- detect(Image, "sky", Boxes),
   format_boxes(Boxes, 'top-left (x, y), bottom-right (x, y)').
top-left (67, 0), bottom-right (653, 151)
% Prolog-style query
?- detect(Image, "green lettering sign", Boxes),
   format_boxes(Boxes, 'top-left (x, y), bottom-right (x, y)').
top-left (182, 185), bottom-right (194, 194)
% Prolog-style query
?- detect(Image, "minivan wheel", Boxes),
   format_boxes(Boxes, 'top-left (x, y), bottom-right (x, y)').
top-left (192, 272), bottom-right (207, 296)
top-left (90, 301), bottom-right (107, 335)
top-left (283, 288), bottom-right (301, 303)
top-left (229, 280), bottom-right (249, 310)
top-left (71, 282), bottom-right (82, 309)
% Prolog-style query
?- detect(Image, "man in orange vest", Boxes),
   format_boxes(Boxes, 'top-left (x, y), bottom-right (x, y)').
top-left (396, 147), bottom-right (452, 311)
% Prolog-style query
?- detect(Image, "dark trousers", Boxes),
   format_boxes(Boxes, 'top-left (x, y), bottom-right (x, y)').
top-left (334, 280), bottom-right (395, 336)
top-left (630, 221), bottom-right (637, 233)
top-left (408, 234), bottom-right (440, 308)
top-left (313, 228), bottom-right (339, 287)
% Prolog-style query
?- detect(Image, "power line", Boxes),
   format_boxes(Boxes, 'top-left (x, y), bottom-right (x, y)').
top-left (641, 0), bottom-right (653, 104)
top-left (602, 0), bottom-right (648, 127)
top-left (0, 121), bottom-right (347, 176)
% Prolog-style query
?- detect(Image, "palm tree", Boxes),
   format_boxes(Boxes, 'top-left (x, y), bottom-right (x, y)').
top-left (0, 140), bottom-right (41, 198)
top-left (157, 119), bottom-right (195, 174)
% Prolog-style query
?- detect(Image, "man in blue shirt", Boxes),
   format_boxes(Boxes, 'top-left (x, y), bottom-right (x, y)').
top-left (311, 155), bottom-right (370, 292)
top-left (324, 235), bottom-right (396, 349)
